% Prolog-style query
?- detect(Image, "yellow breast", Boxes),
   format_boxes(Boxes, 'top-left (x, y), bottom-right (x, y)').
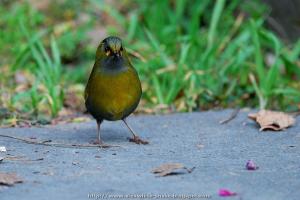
top-left (85, 66), bottom-right (142, 121)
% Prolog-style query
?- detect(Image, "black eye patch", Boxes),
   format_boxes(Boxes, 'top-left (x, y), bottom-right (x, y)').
top-left (104, 46), bottom-right (110, 52)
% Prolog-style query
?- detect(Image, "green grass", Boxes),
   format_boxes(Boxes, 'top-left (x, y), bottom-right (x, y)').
top-left (1, 0), bottom-right (300, 122)
top-left (108, 0), bottom-right (300, 111)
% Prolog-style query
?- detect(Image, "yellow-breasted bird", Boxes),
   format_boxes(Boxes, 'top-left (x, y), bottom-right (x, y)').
top-left (85, 36), bottom-right (148, 146)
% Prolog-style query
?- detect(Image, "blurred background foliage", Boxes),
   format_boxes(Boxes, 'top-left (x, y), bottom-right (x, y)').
top-left (0, 0), bottom-right (300, 126)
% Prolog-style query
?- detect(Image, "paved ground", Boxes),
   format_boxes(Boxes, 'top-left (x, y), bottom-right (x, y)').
top-left (0, 110), bottom-right (299, 200)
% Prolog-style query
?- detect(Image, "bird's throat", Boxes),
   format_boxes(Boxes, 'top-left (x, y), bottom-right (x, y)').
top-left (96, 56), bottom-right (127, 74)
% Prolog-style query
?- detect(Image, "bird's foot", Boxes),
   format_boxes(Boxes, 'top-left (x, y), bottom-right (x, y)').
top-left (90, 139), bottom-right (102, 145)
top-left (90, 139), bottom-right (115, 148)
top-left (128, 136), bottom-right (149, 145)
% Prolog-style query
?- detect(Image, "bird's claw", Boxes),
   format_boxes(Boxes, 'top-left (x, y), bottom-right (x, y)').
top-left (90, 139), bottom-right (114, 148)
top-left (90, 139), bottom-right (103, 145)
top-left (128, 136), bottom-right (149, 145)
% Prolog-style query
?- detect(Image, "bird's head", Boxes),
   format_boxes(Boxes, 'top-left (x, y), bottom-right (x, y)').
top-left (96, 36), bottom-right (124, 60)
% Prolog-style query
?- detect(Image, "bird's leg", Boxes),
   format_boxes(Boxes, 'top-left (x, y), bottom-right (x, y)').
top-left (91, 120), bottom-right (113, 148)
top-left (91, 120), bottom-right (103, 145)
top-left (96, 120), bottom-right (102, 144)
top-left (122, 118), bottom-right (149, 145)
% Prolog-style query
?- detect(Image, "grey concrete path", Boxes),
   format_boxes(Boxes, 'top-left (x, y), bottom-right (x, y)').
top-left (0, 110), bottom-right (299, 200)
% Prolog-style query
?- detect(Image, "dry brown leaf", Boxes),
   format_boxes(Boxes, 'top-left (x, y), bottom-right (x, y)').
top-left (248, 110), bottom-right (295, 131)
top-left (151, 163), bottom-right (184, 177)
top-left (0, 172), bottom-right (23, 186)
top-left (151, 163), bottom-right (194, 177)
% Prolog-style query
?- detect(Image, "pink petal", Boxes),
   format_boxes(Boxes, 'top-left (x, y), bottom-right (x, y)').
top-left (219, 189), bottom-right (237, 197)
top-left (246, 160), bottom-right (259, 170)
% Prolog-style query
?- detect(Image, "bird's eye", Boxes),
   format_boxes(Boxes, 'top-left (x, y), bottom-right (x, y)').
top-left (104, 46), bottom-right (109, 52)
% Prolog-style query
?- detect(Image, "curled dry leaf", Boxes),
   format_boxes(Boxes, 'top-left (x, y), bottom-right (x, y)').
top-left (0, 172), bottom-right (23, 186)
top-left (248, 110), bottom-right (295, 131)
top-left (151, 163), bottom-right (194, 177)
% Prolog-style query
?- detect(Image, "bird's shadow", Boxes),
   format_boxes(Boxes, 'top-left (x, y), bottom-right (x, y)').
top-left (245, 121), bottom-right (260, 130)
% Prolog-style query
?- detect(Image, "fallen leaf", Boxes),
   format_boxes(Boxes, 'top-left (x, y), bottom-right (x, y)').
top-left (246, 160), bottom-right (259, 170)
top-left (0, 146), bottom-right (6, 152)
top-left (248, 110), bottom-right (295, 131)
top-left (0, 172), bottom-right (23, 186)
top-left (151, 163), bottom-right (194, 177)
top-left (151, 163), bottom-right (184, 176)
top-left (218, 189), bottom-right (237, 197)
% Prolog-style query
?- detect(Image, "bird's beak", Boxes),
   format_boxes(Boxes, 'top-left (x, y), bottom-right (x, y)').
top-left (113, 52), bottom-right (121, 58)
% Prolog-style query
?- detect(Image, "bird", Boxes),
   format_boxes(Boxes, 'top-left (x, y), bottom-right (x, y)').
top-left (84, 36), bottom-right (148, 146)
